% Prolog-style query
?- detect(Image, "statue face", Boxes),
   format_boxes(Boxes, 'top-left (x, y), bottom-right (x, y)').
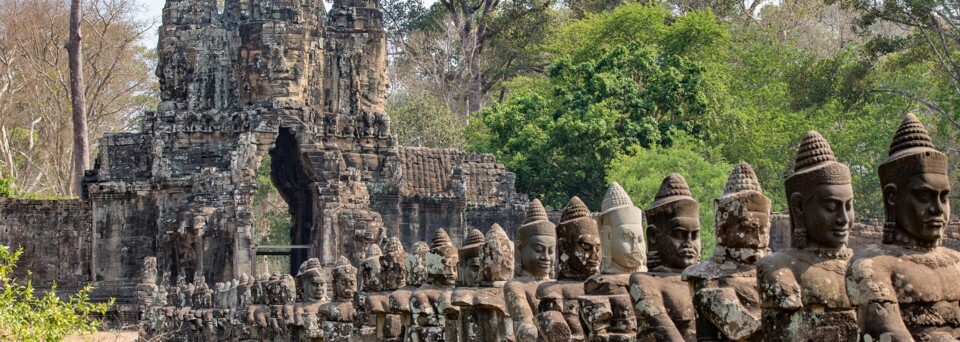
top-left (890, 173), bottom-right (950, 243)
top-left (655, 216), bottom-right (701, 269)
top-left (794, 183), bottom-right (854, 249)
top-left (334, 273), bottom-right (356, 300)
top-left (608, 220), bottom-right (646, 270)
top-left (426, 248), bottom-right (458, 287)
top-left (458, 256), bottom-right (481, 287)
top-left (561, 233), bottom-right (601, 276)
top-left (722, 209), bottom-right (771, 249)
top-left (520, 234), bottom-right (556, 277)
top-left (302, 273), bottom-right (325, 303)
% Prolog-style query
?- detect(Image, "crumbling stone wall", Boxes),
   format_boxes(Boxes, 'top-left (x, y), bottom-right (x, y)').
top-left (0, 199), bottom-right (91, 288)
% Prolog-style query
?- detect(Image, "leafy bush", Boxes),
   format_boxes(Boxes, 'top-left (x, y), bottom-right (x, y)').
top-left (0, 246), bottom-right (110, 341)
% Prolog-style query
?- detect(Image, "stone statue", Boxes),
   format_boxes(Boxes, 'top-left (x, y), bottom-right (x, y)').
top-left (381, 237), bottom-right (408, 290)
top-left (406, 241), bottom-right (430, 287)
top-left (319, 256), bottom-right (358, 341)
top-left (846, 114), bottom-right (960, 341)
top-left (390, 241), bottom-right (429, 340)
top-left (536, 196), bottom-right (601, 341)
top-left (292, 258), bottom-right (326, 340)
top-left (457, 229), bottom-right (485, 287)
top-left (372, 237), bottom-right (407, 341)
top-left (681, 162), bottom-right (769, 341)
top-left (581, 182), bottom-right (646, 341)
top-left (447, 223), bottom-right (516, 341)
top-left (360, 244), bottom-right (384, 292)
top-left (356, 243), bottom-right (384, 341)
top-left (408, 229), bottom-right (459, 341)
top-left (756, 131), bottom-right (857, 341)
top-left (138, 257), bottom-right (160, 309)
top-left (504, 199), bottom-right (556, 342)
top-left (630, 173), bottom-right (700, 341)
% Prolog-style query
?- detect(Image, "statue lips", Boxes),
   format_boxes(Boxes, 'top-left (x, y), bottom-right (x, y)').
top-left (678, 248), bottom-right (697, 258)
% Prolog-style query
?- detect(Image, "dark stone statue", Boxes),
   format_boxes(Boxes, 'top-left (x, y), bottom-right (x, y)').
top-left (504, 199), bottom-right (557, 342)
top-left (757, 131), bottom-right (857, 341)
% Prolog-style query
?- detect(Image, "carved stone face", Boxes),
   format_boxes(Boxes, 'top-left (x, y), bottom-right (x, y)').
top-left (654, 216), bottom-right (701, 269)
top-left (603, 212), bottom-right (646, 271)
top-left (426, 247), bottom-right (458, 287)
top-left (718, 208), bottom-right (771, 249)
top-left (560, 233), bottom-right (601, 278)
top-left (520, 234), bottom-right (556, 278)
top-left (458, 256), bottom-right (481, 287)
top-left (301, 272), bottom-right (326, 303)
top-left (334, 273), bottom-right (356, 300)
top-left (792, 183), bottom-right (854, 249)
top-left (889, 173), bottom-right (951, 243)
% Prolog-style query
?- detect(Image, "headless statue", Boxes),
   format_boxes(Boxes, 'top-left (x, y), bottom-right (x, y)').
top-left (847, 114), bottom-right (960, 341)
top-left (536, 196), bottom-right (601, 342)
top-left (757, 131), bottom-right (857, 341)
top-left (682, 163), bottom-right (768, 341)
top-left (630, 173), bottom-right (701, 342)
top-left (503, 199), bottom-right (557, 342)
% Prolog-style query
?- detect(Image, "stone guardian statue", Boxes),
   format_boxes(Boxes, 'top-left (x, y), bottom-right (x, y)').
top-left (503, 199), bottom-right (557, 342)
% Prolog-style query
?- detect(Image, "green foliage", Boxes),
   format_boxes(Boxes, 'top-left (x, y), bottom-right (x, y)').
top-left (606, 133), bottom-right (731, 259)
top-left (0, 178), bottom-right (11, 198)
top-left (0, 246), bottom-right (110, 341)
top-left (470, 44), bottom-right (710, 208)
top-left (387, 91), bottom-right (468, 149)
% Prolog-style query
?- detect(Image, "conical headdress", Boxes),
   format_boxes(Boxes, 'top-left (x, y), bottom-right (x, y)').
top-left (296, 258), bottom-right (323, 278)
top-left (383, 237), bottom-right (405, 255)
top-left (558, 196), bottom-right (599, 235)
top-left (879, 114), bottom-right (947, 183)
top-left (332, 256), bottom-right (356, 277)
top-left (432, 228), bottom-right (453, 250)
top-left (516, 199), bottom-right (556, 246)
top-left (459, 228), bottom-right (485, 260)
top-left (366, 244), bottom-right (383, 258)
top-left (646, 173), bottom-right (699, 220)
top-left (600, 182), bottom-right (634, 215)
top-left (784, 131), bottom-right (851, 200)
top-left (714, 162), bottom-right (771, 247)
top-left (722, 162), bottom-right (762, 195)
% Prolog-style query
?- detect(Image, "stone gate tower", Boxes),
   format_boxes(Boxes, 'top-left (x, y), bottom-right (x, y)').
top-left (83, 0), bottom-right (526, 289)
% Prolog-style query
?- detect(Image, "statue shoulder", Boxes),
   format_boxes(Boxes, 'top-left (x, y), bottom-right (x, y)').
top-left (681, 261), bottom-right (721, 281)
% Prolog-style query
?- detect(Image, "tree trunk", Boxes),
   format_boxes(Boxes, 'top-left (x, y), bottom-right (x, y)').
top-left (67, 0), bottom-right (87, 196)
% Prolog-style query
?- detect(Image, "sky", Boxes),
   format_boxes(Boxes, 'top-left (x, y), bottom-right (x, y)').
top-left (137, 0), bottom-right (438, 48)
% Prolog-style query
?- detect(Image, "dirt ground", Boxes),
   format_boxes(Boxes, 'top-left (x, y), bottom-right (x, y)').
top-left (63, 330), bottom-right (137, 342)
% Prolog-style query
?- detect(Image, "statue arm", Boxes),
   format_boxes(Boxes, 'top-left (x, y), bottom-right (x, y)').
top-left (633, 287), bottom-right (685, 341)
top-left (757, 260), bottom-right (802, 310)
top-left (856, 301), bottom-right (913, 342)
top-left (695, 287), bottom-right (761, 340)
top-left (504, 281), bottom-right (539, 342)
top-left (847, 259), bottom-right (910, 341)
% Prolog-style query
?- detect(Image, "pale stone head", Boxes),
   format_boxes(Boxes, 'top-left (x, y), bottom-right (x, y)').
top-left (331, 256), bottom-right (357, 301)
top-left (296, 258), bottom-right (327, 303)
top-left (645, 173), bottom-right (701, 270)
top-left (425, 229), bottom-right (459, 287)
top-left (481, 223), bottom-right (514, 284)
top-left (714, 162), bottom-right (771, 254)
top-left (457, 229), bottom-right (485, 287)
top-left (598, 183), bottom-right (646, 274)
top-left (556, 196), bottom-right (601, 280)
top-left (785, 131), bottom-right (854, 249)
top-left (405, 241), bottom-right (430, 286)
top-left (879, 114), bottom-right (950, 247)
top-left (515, 199), bottom-right (557, 279)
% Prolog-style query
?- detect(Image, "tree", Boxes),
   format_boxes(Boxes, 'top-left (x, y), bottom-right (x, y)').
top-left (0, 0), bottom-right (155, 197)
top-left (0, 246), bottom-right (110, 341)
top-left (67, 0), bottom-right (87, 197)
top-left (387, 90), bottom-right (467, 148)
top-left (606, 133), bottom-right (732, 260)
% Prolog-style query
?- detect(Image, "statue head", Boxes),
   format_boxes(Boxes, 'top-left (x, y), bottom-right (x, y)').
top-left (380, 237), bottom-right (407, 290)
top-left (879, 114), bottom-right (950, 248)
top-left (714, 162), bottom-right (771, 262)
top-left (480, 223), bottom-right (514, 285)
top-left (515, 199), bottom-right (557, 279)
top-left (785, 131), bottom-right (854, 250)
top-left (556, 196), bottom-right (601, 280)
top-left (296, 258), bottom-right (327, 303)
top-left (405, 241), bottom-right (430, 286)
top-left (331, 256), bottom-right (357, 301)
top-left (458, 229), bottom-right (485, 287)
top-left (645, 173), bottom-right (701, 270)
top-left (598, 183), bottom-right (646, 274)
top-left (425, 228), bottom-right (459, 287)
top-left (361, 244), bottom-right (383, 291)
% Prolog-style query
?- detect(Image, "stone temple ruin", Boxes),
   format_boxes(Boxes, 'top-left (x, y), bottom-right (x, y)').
top-left (0, 0), bottom-right (527, 313)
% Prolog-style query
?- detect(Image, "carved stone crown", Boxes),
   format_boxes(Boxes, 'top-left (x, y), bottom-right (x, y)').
top-left (459, 228), bottom-right (485, 260)
top-left (296, 258), bottom-right (324, 278)
top-left (516, 199), bottom-right (556, 245)
top-left (558, 196), bottom-right (598, 236)
top-left (784, 131), bottom-right (850, 200)
top-left (600, 182), bottom-right (634, 215)
top-left (332, 256), bottom-right (357, 277)
top-left (878, 113), bottom-right (948, 184)
top-left (646, 173), bottom-right (699, 220)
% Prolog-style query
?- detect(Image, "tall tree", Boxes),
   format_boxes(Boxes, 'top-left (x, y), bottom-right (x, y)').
top-left (66, 0), bottom-right (87, 196)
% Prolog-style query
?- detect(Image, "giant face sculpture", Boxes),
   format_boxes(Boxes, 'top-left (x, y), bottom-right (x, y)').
top-left (785, 131), bottom-right (854, 249)
top-left (646, 173), bottom-right (702, 270)
top-left (879, 114), bottom-right (951, 246)
top-left (515, 199), bottom-right (557, 279)
top-left (297, 258), bottom-right (327, 303)
top-left (557, 196), bottom-right (602, 280)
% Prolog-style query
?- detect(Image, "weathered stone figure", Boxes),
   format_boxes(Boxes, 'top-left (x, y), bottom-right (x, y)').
top-left (581, 182), bottom-right (646, 341)
top-left (406, 241), bottom-right (430, 287)
top-left (536, 196), bottom-right (601, 341)
top-left (681, 162), bottom-right (769, 341)
top-left (390, 241), bottom-right (430, 340)
top-left (356, 243), bottom-right (384, 340)
top-left (504, 199), bottom-right (557, 342)
top-left (847, 114), bottom-right (960, 341)
top-left (361, 244), bottom-right (384, 292)
top-left (319, 256), bottom-right (358, 342)
top-left (757, 131), bottom-right (857, 341)
top-left (446, 224), bottom-right (516, 341)
top-left (630, 173), bottom-right (701, 342)
top-left (293, 258), bottom-right (327, 340)
top-left (458, 229), bottom-right (485, 287)
top-left (408, 229), bottom-right (458, 341)
top-left (374, 237), bottom-right (407, 341)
